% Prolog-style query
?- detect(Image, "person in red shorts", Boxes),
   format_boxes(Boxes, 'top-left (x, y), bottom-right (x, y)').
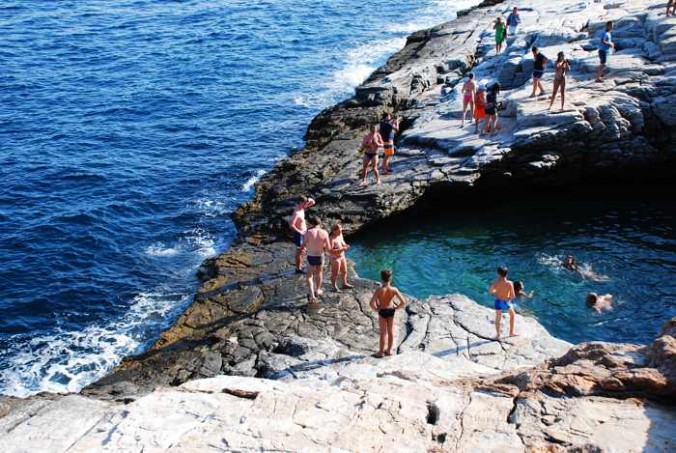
top-left (474, 85), bottom-right (487, 134)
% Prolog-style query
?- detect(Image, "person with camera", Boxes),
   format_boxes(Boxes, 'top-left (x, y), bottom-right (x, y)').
top-left (548, 52), bottom-right (571, 110)
top-left (482, 83), bottom-right (502, 136)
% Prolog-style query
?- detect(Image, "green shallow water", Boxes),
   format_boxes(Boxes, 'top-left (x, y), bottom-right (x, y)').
top-left (348, 199), bottom-right (676, 344)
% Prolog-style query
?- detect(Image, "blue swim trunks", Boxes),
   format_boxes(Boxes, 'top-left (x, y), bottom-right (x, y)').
top-left (293, 231), bottom-right (303, 247)
top-left (494, 299), bottom-right (511, 310)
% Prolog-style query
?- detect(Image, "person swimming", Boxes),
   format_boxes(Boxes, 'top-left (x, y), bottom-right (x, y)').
top-left (586, 292), bottom-right (613, 313)
top-left (563, 255), bottom-right (578, 272)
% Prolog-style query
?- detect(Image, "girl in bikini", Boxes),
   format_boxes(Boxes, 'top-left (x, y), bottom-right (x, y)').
top-left (548, 52), bottom-right (571, 111)
top-left (329, 222), bottom-right (354, 292)
top-left (369, 269), bottom-right (407, 358)
top-left (460, 73), bottom-right (476, 128)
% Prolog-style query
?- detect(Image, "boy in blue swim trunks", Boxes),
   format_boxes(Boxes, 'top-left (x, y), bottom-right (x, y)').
top-left (489, 266), bottom-right (517, 341)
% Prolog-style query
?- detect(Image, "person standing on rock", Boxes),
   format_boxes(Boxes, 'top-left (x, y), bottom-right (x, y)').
top-left (329, 222), bottom-right (354, 292)
top-left (304, 216), bottom-right (331, 305)
top-left (289, 195), bottom-right (316, 274)
top-left (360, 124), bottom-right (383, 186)
top-left (489, 266), bottom-right (517, 341)
top-left (494, 17), bottom-right (507, 54)
top-left (460, 73), bottom-right (477, 128)
top-left (369, 269), bottom-right (407, 358)
top-left (548, 52), bottom-right (571, 111)
top-left (506, 6), bottom-right (521, 36)
top-left (482, 82), bottom-right (501, 135)
top-left (530, 46), bottom-right (548, 98)
top-left (379, 112), bottom-right (399, 173)
top-left (596, 21), bottom-right (614, 83)
top-left (474, 85), bottom-right (487, 134)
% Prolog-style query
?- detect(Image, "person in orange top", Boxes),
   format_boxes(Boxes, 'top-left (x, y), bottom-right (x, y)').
top-left (473, 85), bottom-right (487, 134)
top-left (369, 269), bottom-right (407, 358)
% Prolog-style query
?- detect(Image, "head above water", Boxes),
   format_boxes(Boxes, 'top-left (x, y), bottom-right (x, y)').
top-left (497, 266), bottom-right (508, 277)
top-left (381, 269), bottom-right (392, 283)
top-left (514, 281), bottom-right (524, 293)
top-left (586, 292), bottom-right (599, 306)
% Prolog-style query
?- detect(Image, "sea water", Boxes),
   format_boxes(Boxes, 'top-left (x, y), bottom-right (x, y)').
top-left (349, 199), bottom-right (676, 345)
top-left (0, 0), bottom-right (479, 396)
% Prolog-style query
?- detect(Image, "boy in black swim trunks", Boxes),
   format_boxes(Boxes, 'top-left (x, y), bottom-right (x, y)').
top-left (369, 269), bottom-right (407, 358)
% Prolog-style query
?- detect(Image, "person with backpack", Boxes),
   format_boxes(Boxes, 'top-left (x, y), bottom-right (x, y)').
top-left (360, 124), bottom-right (384, 186)
top-left (530, 46), bottom-right (548, 98)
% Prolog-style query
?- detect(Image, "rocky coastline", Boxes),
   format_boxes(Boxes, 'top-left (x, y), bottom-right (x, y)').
top-left (1, 0), bottom-right (675, 450)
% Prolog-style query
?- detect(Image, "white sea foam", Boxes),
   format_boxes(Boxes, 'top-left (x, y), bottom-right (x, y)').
top-left (145, 242), bottom-right (182, 257)
top-left (0, 291), bottom-right (191, 397)
top-left (185, 226), bottom-right (216, 258)
top-left (194, 197), bottom-right (232, 218)
top-left (242, 169), bottom-right (266, 192)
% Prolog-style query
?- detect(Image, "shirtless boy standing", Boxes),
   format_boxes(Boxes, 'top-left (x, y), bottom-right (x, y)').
top-left (489, 266), bottom-right (517, 340)
top-left (303, 216), bottom-right (331, 304)
top-left (289, 195), bottom-right (315, 273)
top-left (369, 269), bottom-right (407, 358)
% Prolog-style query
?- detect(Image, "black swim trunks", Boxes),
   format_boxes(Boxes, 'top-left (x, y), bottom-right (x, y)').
top-left (307, 255), bottom-right (323, 266)
top-left (378, 308), bottom-right (396, 318)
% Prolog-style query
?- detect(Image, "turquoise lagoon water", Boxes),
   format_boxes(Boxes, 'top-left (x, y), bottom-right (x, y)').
top-left (349, 199), bottom-right (676, 345)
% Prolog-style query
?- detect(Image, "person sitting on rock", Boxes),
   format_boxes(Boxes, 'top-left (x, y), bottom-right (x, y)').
top-left (369, 269), bottom-right (407, 358)
top-left (530, 46), bottom-right (548, 98)
top-left (303, 216), bottom-right (331, 305)
top-left (482, 83), bottom-right (502, 135)
top-left (506, 6), bottom-right (521, 36)
top-left (359, 124), bottom-right (383, 186)
top-left (289, 195), bottom-right (315, 274)
top-left (548, 51), bottom-right (571, 111)
top-left (494, 17), bottom-right (507, 54)
top-left (586, 292), bottom-right (613, 313)
top-left (489, 266), bottom-right (517, 341)
top-left (474, 85), bottom-right (487, 134)
top-left (379, 112), bottom-right (399, 173)
top-left (460, 73), bottom-right (477, 128)
top-left (596, 21), bottom-right (614, 83)
top-left (329, 221), bottom-right (354, 292)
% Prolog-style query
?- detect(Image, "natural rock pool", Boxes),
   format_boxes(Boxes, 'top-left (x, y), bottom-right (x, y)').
top-left (349, 197), bottom-right (676, 344)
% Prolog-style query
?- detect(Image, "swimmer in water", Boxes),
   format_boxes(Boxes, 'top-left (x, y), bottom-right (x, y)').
top-left (586, 292), bottom-right (613, 312)
top-left (514, 281), bottom-right (534, 300)
top-left (563, 255), bottom-right (578, 272)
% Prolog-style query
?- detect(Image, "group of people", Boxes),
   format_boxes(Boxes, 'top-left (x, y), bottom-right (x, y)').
top-left (462, 14), bottom-right (617, 132)
top-left (359, 112), bottom-right (399, 186)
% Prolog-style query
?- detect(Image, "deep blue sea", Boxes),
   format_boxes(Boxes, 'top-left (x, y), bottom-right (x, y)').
top-left (0, 0), bottom-right (479, 396)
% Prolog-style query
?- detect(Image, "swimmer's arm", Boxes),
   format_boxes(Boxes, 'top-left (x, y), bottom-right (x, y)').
top-left (393, 289), bottom-right (407, 309)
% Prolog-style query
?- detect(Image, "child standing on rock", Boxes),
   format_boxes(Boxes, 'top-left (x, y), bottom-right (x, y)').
top-left (489, 266), bottom-right (517, 341)
top-left (370, 269), bottom-right (407, 358)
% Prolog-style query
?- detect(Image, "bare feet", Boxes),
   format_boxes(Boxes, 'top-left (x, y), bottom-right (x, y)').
top-left (510, 332), bottom-right (519, 337)
top-left (374, 352), bottom-right (384, 358)
top-left (360, 180), bottom-right (367, 186)
top-left (332, 286), bottom-right (340, 293)
top-left (342, 283), bottom-right (354, 289)
top-left (384, 351), bottom-right (392, 356)
top-left (316, 289), bottom-right (324, 296)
